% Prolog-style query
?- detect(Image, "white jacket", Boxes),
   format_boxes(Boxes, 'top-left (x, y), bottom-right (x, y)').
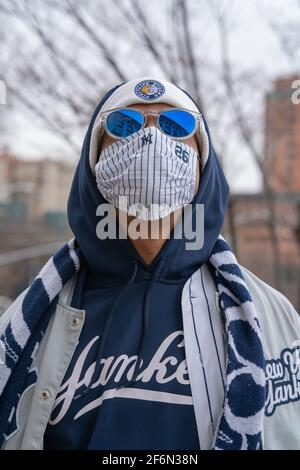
top-left (1, 264), bottom-right (300, 450)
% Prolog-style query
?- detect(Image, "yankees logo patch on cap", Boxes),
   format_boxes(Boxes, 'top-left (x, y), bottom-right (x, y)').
top-left (134, 79), bottom-right (165, 101)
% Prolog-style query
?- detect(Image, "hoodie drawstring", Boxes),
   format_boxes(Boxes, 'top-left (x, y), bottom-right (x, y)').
top-left (117, 256), bottom-right (167, 390)
top-left (74, 259), bottom-right (138, 399)
top-left (75, 255), bottom-right (167, 398)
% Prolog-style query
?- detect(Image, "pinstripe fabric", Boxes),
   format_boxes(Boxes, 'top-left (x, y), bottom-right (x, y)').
top-left (95, 127), bottom-right (198, 220)
top-left (187, 265), bottom-right (226, 448)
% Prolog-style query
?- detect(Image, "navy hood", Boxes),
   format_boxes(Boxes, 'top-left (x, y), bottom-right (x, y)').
top-left (67, 81), bottom-right (230, 282)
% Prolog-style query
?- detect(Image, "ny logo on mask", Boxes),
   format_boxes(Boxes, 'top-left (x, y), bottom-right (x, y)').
top-left (141, 134), bottom-right (153, 147)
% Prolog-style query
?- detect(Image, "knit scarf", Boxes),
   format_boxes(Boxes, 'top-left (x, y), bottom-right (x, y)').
top-left (0, 236), bottom-right (266, 450)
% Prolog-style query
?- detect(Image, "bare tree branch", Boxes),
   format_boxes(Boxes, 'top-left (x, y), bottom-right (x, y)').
top-left (65, 0), bottom-right (127, 82)
top-left (178, 0), bottom-right (202, 105)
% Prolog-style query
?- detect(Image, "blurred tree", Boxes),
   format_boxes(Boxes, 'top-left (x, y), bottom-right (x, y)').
top-left (0, 0), bottom-right (299, 297)
top-left (0, 0), bottom-right (240, 158)
top-left (0, 0), bottom-right (252, 248)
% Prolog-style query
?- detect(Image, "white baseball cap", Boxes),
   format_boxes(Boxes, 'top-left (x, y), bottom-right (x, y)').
top-left (89, 76), bottom-right (209, 172)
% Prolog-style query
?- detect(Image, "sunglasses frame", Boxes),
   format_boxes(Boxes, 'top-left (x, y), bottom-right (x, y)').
top-left (98, 107), bottom-right (203, 141)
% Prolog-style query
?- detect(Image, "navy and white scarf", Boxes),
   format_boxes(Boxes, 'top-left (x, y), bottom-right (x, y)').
top-left (0, 236), bottom-right (266, 450)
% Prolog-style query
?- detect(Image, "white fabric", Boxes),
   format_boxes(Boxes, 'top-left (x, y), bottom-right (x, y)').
top-left (100, 76), bottom-right (200, 113)
top-left (95, 127), bottom-right (198, 220)
top-left (181, 264), bottom-right (300, 450)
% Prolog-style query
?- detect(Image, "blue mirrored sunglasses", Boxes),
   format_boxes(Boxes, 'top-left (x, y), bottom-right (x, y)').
top-left (99, 107), bottom-right (202, 140)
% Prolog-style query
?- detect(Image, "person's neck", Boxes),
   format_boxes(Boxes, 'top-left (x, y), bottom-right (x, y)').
top-left (130, 237), bottom-right (166, 265)
top-left (117, 208), bottom-right (182, 265)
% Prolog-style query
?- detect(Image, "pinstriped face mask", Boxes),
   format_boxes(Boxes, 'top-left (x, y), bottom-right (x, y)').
top-left (95, 127), bottom-right (198, 220)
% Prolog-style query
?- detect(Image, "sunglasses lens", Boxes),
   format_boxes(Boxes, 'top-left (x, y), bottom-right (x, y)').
top-left (158, 110), bottom-right (196, 138)
top-left (106, 109), bottom-right (143, 138)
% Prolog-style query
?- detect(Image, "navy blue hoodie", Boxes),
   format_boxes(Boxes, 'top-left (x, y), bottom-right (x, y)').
top-left (44, 82), bottom-right (230, 450)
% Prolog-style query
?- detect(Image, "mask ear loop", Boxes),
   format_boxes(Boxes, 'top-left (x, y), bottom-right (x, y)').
top-left (198, 150), bottom-right (203, 179)
top-left (195, 116), bottom-right (203, 179)
top-left (96, 119), bottom-right (106, 164)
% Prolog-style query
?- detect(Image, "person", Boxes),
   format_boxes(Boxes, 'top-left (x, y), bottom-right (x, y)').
top-left (1, 77), bottom-right (300, 451)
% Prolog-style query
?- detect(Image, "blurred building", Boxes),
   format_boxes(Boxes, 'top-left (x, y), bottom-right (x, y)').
top-left (265, 75), bottom-right (300, 193)
top-left (225, 75), bottom-right (300, 310)
top-left (0, 152), bottom-right (12, 203)
top-left (0, 152), bottom-right (75, 220)
top-left (0, 152), bottom-right (75, 299)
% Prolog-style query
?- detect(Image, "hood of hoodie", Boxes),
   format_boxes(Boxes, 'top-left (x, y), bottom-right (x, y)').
top-left (67, 80), bottom-right (230, 283)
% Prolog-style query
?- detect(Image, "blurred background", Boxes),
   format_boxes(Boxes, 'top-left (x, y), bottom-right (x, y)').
top-left (0, 0), bottom-right (300, 312)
